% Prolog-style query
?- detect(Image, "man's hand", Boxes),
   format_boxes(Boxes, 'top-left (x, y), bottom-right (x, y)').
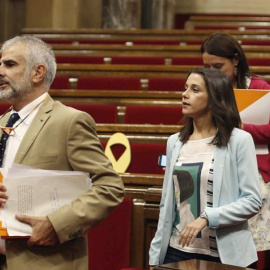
top-left (179, 217), bottom-right (207, 247)
top-left (0, 184), bottom-right (8, 205)
top-left (15, 215), bottom-right (59, 246)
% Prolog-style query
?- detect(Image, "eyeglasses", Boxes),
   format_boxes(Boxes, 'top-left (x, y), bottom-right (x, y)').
top-left (0, 126), bottom-right (16, 136)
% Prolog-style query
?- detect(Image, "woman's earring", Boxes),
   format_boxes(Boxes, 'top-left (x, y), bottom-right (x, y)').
top-left (234, 67), bottom-right (238, 76)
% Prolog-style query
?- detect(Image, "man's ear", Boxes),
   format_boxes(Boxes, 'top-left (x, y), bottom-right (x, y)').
top-left (32, 64), bottom-right (46, 84)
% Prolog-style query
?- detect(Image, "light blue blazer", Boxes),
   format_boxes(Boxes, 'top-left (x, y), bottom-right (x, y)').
top-left (149, 128), bottom-right (262, 267)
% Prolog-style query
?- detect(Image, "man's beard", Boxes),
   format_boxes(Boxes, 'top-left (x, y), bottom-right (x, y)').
top-left (0, 77), bottom-right (32, 101)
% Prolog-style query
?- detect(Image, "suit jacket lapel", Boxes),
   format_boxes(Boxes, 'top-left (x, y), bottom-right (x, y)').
top-left (212, 146), bottom-right (227, 207)
top-left (14, 95), bottom-right (54, 164)
top-left (0, 112), bottom-right (11, 128)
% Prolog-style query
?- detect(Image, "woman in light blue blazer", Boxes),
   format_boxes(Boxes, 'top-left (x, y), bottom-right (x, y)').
top-left (149, 68), bottom-right (262, 269)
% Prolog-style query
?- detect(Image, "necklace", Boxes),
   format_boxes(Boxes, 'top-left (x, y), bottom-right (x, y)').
top-left (0, 94), bottom-right (48, 136)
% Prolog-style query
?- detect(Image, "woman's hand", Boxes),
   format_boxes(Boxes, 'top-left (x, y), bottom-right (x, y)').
top-left (179, 217), bottom-right (207, 247)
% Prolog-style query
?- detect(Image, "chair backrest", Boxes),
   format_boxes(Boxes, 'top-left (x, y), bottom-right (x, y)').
top-left (88, 197), bottom-right (133, 270)
top-left (0, 104), bottom-right (11, 115)
top-left (79, 39), bottom-right (127, 45)
top-left (185, 40), bottom-right (204, 45)
top-left (127, 143), bottom-right (166, 174)
top-left (147, 77), bottom-right (186, 91)
top-left (56, 56), bottom-right (104, 64)
top-left (132, 40), bottom-right (180, 45)
top-left (67, 104), bottom-right (118, 123)
top-left (103, 141), bottom-right (166, 174)
top-left (110, 56), bottom-right (165, 65)
top-left (171, 56), bottom-right (203, 66)
top-left (241, 40), bottom-right (270, 45)
top-left (42, 39), bottom-right (73, 44)
top-left (248, 58), bottom-right (270, 66)
top-left (77, 77), bottom-right (141, 90)
top-left (51, 76), bottom-right (70, 89)
top-left (124, 105), bottom-right (183, 125)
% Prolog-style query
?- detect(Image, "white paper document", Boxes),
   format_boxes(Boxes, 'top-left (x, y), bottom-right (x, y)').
top-left (1, 166), bottom-right (91, 237)
top-left (235, 89), bottom-right (270, 155)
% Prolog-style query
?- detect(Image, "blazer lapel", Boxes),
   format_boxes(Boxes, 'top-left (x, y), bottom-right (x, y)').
top-left (171, 138), bottom-right (182, 168)
top-left (212, 146), bottom-right (227, 207)
top-left (0, 113), bottom-right (11, 129)
top-left (14, 95), bottom-right (54, 164)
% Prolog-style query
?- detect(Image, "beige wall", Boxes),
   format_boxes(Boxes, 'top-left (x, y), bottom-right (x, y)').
top-left (77, 0), bottom-right (102, 28)
top-left (176, 0), bottom-right (270, 14)
top-left (0, 0), bottom-right (26, 42)
top-left (25, 0), bottom-right (102, 28)
top-left (0, 0), bottom-right (102, 42)
top-left (26, 0), bottom-right (53, 28)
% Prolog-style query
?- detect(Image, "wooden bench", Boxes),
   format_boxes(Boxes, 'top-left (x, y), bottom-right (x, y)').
top-left (49, 89), bottom-right (182, 124)
top-left (48, 44), bottom-right (270, 58)
top-left (55, 63), bottom-right (270, 80)
top-left (20, 28), bottom-right (270, 42)
top-left (185, 15), bottom-right (270, 30)
top-left (54, 54), bottom-right (270, 66)
top-left (120, 172), bottom-right (164, 269)
top-left (120, 173), bottom-right (163, 269)
top-left (49, 89), bottom-right (182, 104)
top-left (51, 77), bottom-right (186, 91)
top-left (189, 15), bottom-right (270, 23)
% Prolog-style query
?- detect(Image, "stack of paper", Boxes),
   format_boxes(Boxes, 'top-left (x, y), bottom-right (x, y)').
top-left (0, 164), bottom-right (91, 237)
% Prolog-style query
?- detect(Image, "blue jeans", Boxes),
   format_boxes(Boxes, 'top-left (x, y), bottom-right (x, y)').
top-left (164, 246), bottom-right (221, 264)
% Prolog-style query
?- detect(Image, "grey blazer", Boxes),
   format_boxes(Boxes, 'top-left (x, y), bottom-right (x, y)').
top-left (149, 129), bottom-right (261, 267)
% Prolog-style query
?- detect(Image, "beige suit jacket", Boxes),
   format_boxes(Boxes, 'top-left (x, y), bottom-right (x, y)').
top-left (0, 95), bottom-right (124, 270)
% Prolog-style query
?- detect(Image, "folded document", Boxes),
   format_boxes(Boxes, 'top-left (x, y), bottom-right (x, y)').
top-left (0, 165), bottom-right (91, 237)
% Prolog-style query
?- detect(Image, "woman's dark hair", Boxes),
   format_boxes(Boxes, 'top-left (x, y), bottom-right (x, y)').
top-left (180, 68), bottom-right (242, 147)
top-left (201, 33), bottom-right (252, 89)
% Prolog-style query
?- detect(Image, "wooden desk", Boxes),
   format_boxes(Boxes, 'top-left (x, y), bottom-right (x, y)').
top-left (20, 28), bottom-right (270, 41)
top-left (55, 63), bottom-right (270, 80)
top-left (51, 44), bottom-right (270, 58)
top-left (154, 259), bottom-right (254, 270)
